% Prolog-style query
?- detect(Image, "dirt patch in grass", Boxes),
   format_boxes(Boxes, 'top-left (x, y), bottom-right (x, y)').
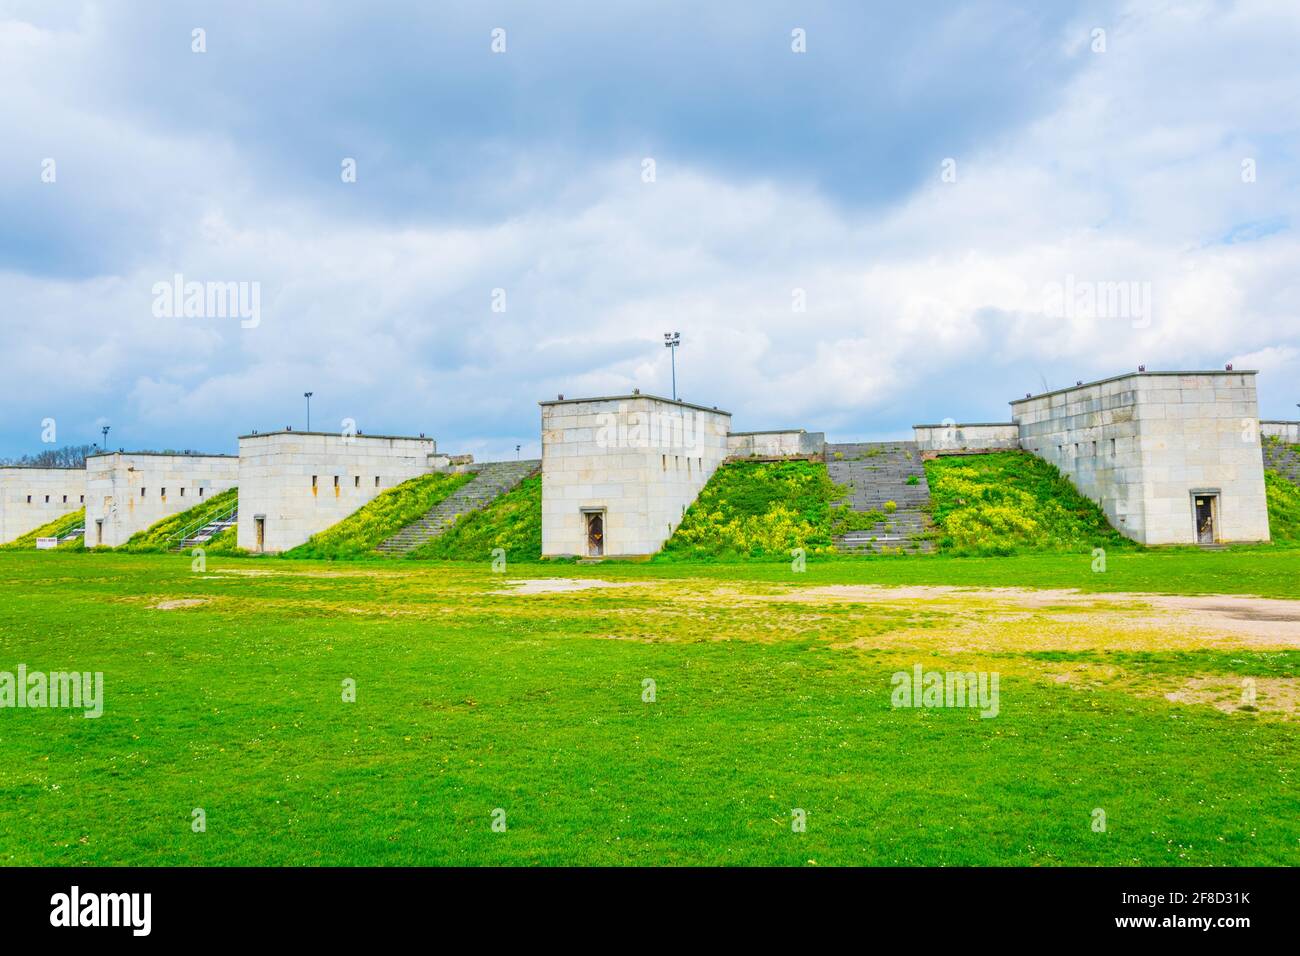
top-left (493, 578), bottom-right (646, 595)
top-left (151, 598), bottom-right (209, 610)
top-left (1162, 676), bottom-right (1299, 717)
top-left (722, 584), bottom-right (1300, 650)
top-left (211, 567), bottom-right (395, 579)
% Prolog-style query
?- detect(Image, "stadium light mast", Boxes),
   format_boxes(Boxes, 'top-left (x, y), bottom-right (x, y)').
top-left (663, 331), bottom-right (680, 401)
top-left (304, 392), bottom-right (313, 432)
top-left (101, 425), bottom-right (110, 448)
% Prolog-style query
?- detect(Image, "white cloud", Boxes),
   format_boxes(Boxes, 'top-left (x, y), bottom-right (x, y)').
top-left (2, 0), bottom-right (1298, 457)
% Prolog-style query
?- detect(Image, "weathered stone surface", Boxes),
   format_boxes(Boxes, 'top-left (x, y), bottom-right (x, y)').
top-left (540, 395), bottom-right (731, 557)
top-left (0, 467), bottom-right (86, 544)
top-left (1010, 371), bottom-right (1269, 545)
top-left (236, 431), bottom-right (435, 553)
top-left (85, 453), bottom-right (238, 548)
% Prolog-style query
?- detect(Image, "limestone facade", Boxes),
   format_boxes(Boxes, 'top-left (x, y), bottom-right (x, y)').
top-left (1010, 371), bottom-right (1269, 545)
top-left (85, 453), bottom-right (239, 548)
top-left (913, 423), bottom-right (1021, 453)
top-left (236, 431), bottom-right (436, 553)
top-left (0, 467), bottom-right (86, 544)
top-left (540, 395), bottom-right (732, 557)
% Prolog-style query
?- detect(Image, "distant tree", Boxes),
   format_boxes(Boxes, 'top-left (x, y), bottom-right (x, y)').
top-left (0, 444), bottom-right (99, 467)
top-left (0, 444), bottom-right (210, 467)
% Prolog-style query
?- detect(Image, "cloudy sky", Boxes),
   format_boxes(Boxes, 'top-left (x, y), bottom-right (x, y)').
top-left (2, 0), bottom-right (1297, 460)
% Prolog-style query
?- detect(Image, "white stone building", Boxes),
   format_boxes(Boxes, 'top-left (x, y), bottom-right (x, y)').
top-left (540, 394), bottom-right (732, 558)
top-left (0, 467), bottom-right (86, 544)
top-left (85, 452), bottom-right (239, 548)
top-left (236, 431), bottom-right (436, 553)
top-left (1010, 370), bottom-right (1269, 545)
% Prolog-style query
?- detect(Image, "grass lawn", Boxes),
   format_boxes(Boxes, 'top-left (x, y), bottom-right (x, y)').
top-left (0, 549), bottom-right (1296, 866)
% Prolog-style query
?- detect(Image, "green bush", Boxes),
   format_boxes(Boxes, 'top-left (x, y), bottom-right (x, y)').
top-left (925, 451), bottom-right (1132, 555)
top-left (408, 474), bottom-right (542, 562)
top-left (0, 508), bottom-right (86, 551)
top-left (657, 460), bottom-right (846, 561)
top-left (829, 504), bottom-right (885, 535)
top-left (285, 472), bottom-right (473, 560)
top-left (119, 488), bottom-right (240, 554)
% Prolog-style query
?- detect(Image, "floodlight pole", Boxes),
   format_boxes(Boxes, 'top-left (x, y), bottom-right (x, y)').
top-left (663, 331), bottom-right (680, 401)
top-left (304, 392), bottom-right (313, 432)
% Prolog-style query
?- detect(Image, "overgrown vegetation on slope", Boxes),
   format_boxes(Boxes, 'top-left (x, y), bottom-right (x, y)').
top-left (285, 472), bottom-right (474, 560)
top-left (119, 488), bottom-right (240, 554)
top-left (924, 451), bottom-right (1132, 555)
top-left (1264, 469), bottom-right (1300, 543)
top-left (657, 460), bottom-right (844, 561)
top-left (407, 474), bottom-right (542, 562)
top-left (0, 508), bottom-right (85, 551)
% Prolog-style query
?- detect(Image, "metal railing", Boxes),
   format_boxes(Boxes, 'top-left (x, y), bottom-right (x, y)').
top-left (164, 501), bottom-right (238, 549)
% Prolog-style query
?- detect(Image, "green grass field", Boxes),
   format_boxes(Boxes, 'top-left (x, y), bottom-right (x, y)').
top-left (0, 548), bottom-right (1296, 866)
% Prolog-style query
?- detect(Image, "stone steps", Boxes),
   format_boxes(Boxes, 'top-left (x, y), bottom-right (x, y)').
top-left (376, 460), bottom-right (540, 554)
top-left (170, 513), bottom-right (238, 552)
top-left (825, 441), bottom-right (934, 554)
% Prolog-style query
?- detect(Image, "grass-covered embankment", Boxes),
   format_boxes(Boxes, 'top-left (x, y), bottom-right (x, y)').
top-left (656, 460), bottom-right (846, 561)
top-left (407, 474), bottom-right (542, 562)
top-left (118, 487), bottom-right (240, 554)
top-left (1265, 468), bottom-right (1300, 543)
top-left (0, 508), bottom-right (85, 551)
top-left (284, 471), bottom-right (473, 560)
top-left (924, 451), bottom-right (1132, 555)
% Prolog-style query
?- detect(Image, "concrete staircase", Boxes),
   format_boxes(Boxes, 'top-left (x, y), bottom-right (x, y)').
top-left (825, 441), bottom-right (934, 554)
top-left (1263, 439), bottom-right (1300, 485)
top-left (376, 460), bottom-right (540, 555)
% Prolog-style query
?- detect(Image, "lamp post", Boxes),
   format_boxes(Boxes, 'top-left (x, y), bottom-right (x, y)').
top-left (663, 331), bottom-right (680, 401)
top-left (101, 425), bottom-right (110, 449)
top-left (304, 392), bottom-right (313, 432)
top-left (515, 444), bottom-right (521, 460)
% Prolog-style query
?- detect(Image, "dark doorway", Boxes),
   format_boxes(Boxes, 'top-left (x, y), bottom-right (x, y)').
top-left (1194, 495), bottom-right (1216, 544)
top-left (255, 516), bottom-right (265, 552)
top-left (586, 512), bottom-right (604, 557)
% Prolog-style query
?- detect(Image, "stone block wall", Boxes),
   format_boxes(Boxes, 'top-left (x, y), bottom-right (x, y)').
top-left (85, 453), bottom-right (239, 548)
top-left (1262, 421), bottom-right (1300, 443)
top-left (913, 423), bottom-right (1021, 453)
top-left (1010, 371), bottom-right (1269, 545)
top-left (726, 430), bottom-right (825, 460)
top-left (541, 395), bottom-right (731, 557)
top-left (236, 431), bottom-right (436, 553)
top-left (0, 467), bottom-right (86, 544)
